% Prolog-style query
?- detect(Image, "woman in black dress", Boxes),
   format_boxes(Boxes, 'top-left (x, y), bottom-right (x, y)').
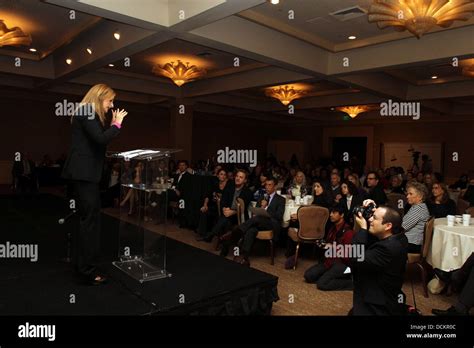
top-left (196, 169), bottom-right (229, 237)
top-left (428, 182), bottom-right (456, 218)
top-left (62, 84), bottom-right (128, 285)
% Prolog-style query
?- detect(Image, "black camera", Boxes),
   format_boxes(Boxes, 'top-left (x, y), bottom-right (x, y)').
top-left (353, 203), bottom-right (376, 220)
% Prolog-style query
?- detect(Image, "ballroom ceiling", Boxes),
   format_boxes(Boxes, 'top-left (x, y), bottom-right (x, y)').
top-left (0, 0), bottom-right (473, 124)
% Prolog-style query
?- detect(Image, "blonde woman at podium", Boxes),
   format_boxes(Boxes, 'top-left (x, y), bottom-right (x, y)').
top-left (62, 84), bottom-right (128, 285)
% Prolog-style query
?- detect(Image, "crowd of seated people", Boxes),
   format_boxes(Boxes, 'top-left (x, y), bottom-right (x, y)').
top-left (102, 155), bottom-right (472, 260)
top-left (92, 153), bottom-right (474, 314)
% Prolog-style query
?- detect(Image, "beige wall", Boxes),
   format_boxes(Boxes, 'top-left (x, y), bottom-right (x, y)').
top-left (1, 90), bottom-right (471, 185)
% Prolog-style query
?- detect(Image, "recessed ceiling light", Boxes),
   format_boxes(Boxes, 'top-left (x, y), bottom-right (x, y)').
top-left (108, 63), bottom-right (114, 67)
top-left (431, 75), bottom-right (438, 79)
top-left (86, 47), bottom-right (92, 55)
top-left (348, 35), bottom-right (357, 40)
top-left (270, 0), bottom-right (279, 4)
top-left (29, 48), bottom-right (37, 52)
top-left (66, 58), bottom-right (72, 65)
top-left (330, 107), bottom-right (335, 111)
top-left (114, 31), bottom-right (120, 40)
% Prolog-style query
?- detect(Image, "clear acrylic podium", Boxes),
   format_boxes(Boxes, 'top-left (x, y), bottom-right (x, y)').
top-left (107, 148), bottom-right (180, 283)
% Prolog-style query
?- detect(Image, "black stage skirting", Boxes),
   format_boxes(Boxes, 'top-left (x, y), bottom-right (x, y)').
top-left (0, 194), bottom-right (279, 315)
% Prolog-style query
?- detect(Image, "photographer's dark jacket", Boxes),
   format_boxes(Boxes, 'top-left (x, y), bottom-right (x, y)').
top-left (351, 228), bottom-right (408, 315)
top-left (62, 114), bottom-right (120, 183)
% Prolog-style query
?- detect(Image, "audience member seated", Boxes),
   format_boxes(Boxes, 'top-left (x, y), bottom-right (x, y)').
top-left (197, 169), bottom-right (252, 243)
top-left (252, 171), bottom-right (269, 201)
top-left (461, 178), bottom-right (474, 207)
top-left (348, 173), bottom-right (368, 200)
top-left (450, 174), bottom-right (469, 190)
top-left (248, 164), bottom-right (263, 191)
top-left (390, 175), bottom-right (405, 194)
top-left (329, 172), bottom-right (342, 204)
top-left (366, 171), bottom-right (387, 205)
top-left (338, 180), bottom-right (363, 227)
top-left (286, 171), bottom-right (310, 198)
top-left (223, 177), bottom-right (285, 266)
top-left (403, 181), bottom-right (430, 253)
top-left (424, 173), bottom-right (434, 191)
top-left (196, 169), bottom-right (229, 237)
top-left (303, 205), bottom-right (354, 291)
top-left (289, 180), bottom-right (332, 230)
top-left (428, 182), bottom-right (456, 218)
top-left (120, 161), bottom-right (144, 215)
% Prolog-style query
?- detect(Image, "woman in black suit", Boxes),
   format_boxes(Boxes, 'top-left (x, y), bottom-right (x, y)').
top-left (62, 84), bottom-right (128, 285)
top-left (339, 180), bottom-right (362, 227)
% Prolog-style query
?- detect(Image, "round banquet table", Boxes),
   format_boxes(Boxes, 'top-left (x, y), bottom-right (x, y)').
top-left (427, 217), bottom-right (474, 272)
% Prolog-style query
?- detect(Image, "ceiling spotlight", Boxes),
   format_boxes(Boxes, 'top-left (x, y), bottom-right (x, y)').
top-left (114, 31), bottom-right (120, 40)
top-left (270, 0), bottom-right (280, 4)
top-left (86, 47), bottom-right (92, 55)
top-left (431, 75), bottom-right (438, 79)
top-left (29, 48), bottom-right (37, 52)
top-left (348, 35), bottom-right (357, 40)
top-left (66, 58), bottom-right (72, 65)
top-left (108, 63), bottom-right (114, 67)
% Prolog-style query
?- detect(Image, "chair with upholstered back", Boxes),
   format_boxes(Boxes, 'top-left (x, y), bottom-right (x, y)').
top-left (407, 216), bottom-right (435, 298)
top-left (287, 205), bottom-right (329, 269)
top-left (386, 193), bottom-right (407, 217)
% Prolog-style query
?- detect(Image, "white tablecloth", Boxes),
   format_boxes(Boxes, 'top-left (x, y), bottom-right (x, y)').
top-left (427, 217), bottom-right (474, 271)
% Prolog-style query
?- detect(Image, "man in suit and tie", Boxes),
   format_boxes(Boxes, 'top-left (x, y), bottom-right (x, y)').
top-left (351, 200), bottom-right (408, 315)
top-left (228, 177), bottom-right (285, 266)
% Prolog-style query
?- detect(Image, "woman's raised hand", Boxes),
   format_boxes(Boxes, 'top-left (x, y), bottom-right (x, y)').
top-left (112, 109), bottom-right (128, 124)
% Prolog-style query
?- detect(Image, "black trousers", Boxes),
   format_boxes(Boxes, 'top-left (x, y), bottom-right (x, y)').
top-left (408, 243), bottom-right (421, 253)
top-left (197, 204), bottom-right (218, 236)
top-left (73, 181), bottom-right (101, 276)
top-left (205, 215), bottom-right (237, 238)
top-left (304, 261), bottom-right (353, 291)
top-left (239, 215), bottom-right (274, 256)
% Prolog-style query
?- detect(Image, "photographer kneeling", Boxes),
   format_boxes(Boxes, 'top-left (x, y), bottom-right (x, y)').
top-left (351, 199), bottom-right (408, 315)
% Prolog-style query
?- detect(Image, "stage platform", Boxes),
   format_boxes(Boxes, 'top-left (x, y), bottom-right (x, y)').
top-left (0, 194), bottom-right (279, 315)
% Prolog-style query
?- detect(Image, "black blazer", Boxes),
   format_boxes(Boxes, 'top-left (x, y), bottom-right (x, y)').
top-left (257, 193), bottom-right (286, 235)
top-left (351, 228), bottom-right (408, 315)
top-left (221, 182), bottom-right (253, 220)
top-left (62, 114), bottom-right (120, 184)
